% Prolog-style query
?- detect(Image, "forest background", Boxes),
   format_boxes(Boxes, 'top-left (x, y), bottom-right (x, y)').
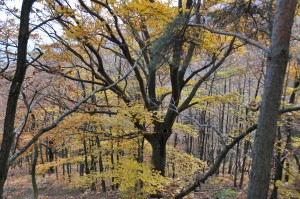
top-left (0, 0), bottom-right (300, 198)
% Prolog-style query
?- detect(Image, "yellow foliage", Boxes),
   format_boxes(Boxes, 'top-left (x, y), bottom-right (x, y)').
top-left (275, 173), bottom-right (300, 198)
top-left (167, 146), bottom-right (207, 184)
top-left (113, 157), bottom-right (170, 196)
top-left (116, 0), bottom-right (176, 39)
top-left (37, 156), bottom-right (84, 174)
top-left (173, 123), bottom-right (198, 137)
top-left (190, 92), bottom-right (240, 106)
top-left (292, 137), bottom-right (300, 149)
top-left (217, 66), bottom-right (247, 78)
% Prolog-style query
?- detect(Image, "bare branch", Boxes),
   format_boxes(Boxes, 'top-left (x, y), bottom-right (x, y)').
top-left (28, 14), bottom-right (63, 35)
top-left (189, 24), bottom-right (269, 53)
top-left (8, 48), bottom-right (145, 164)
top-left (25, 48), bottom-right (44, 67)
top-left (279, 105), bottom-right (300, 114)
top-left (174, 124), bottom-right (258, 198)
top-left (174, 105), bottom-right (300, 198)
top-left (178, 38), bottom-right (235, 112)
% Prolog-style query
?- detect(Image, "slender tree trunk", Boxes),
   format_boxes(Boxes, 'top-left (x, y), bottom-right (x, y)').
top-left (239, 140), bottom-right (250, 187)
top-left (26, 155), bottom-right (31, 173)
top-left (216, 144), bottom-right (221, 176)
top-left (211, 132), bottom-right (215, 166)
top-left (48, 141), bottom-right (54, 173)
top-left (79, 162), bottom-right (84, 177)
top-left (270, 128), bottom-right (283, 199)
top-left (0, 1), bottom-right (36, 197)
top-left (198, 110), bottom-right (206, 160)
top-left (234, 141), bottom-right (240, 187)
top-left (66, 148), bottom-right (71, 182)
top-left (88, 138), bottom-right (96, 191)
top-left (115, 141), bottom-right (120, 190)
top-left (62, 145), bottom-right (66, 178)
top-left (45, 141), bottom-right (49, 163)
top-left (203, 133), bottom-right (207, 161)
top-left (96, 136), bottom-right (106, 192)
top-left (135, 137), bottom-right (144, 192)
top-left (111, 142), bottom-right (115, 191)
top-left (83, 139), bottom-right (90, 175)
top-left (55, 165), bottom-right (58, 180)
top-left (228, 153), bottom-right (233, 175)
top-left (39, 142), bottom-right (44, 165)
top-left (247, 1), bottom-right (297, 198)
top-left (31, 143), bottom-right (39, 199)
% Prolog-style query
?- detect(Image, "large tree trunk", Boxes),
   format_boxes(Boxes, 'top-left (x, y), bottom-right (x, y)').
top-left (144, 123), bottom-right (172, 177)
top-left (247, 1), bottom-right (297, 198)
top-left (145, 131), bottom-right (169, 199)
top-left (0, 0), bottom-right (36, 197)
top-left (147, 133), bottom-right (169, 176)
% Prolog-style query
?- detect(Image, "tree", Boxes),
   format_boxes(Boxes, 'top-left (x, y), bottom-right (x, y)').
top-left (38, 0), bottom-right (237, 178)
top-left (0, 0), bottom-right (36, 196)
top-left (247, 0), bottom-right (298, 198)
top-left (0, 1), bottom-right (141, 196)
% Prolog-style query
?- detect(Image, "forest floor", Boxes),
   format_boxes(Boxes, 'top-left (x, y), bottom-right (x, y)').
top-left (3, 167), bottom-right (248, 199)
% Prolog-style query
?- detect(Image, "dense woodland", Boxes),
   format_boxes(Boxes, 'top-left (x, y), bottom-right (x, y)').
top-left (0, 0), bottom-right (300, 198)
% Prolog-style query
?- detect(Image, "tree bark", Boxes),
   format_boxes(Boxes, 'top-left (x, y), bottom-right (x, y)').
top-left (146, 133), bottom-right (169, 176)
top-left (48, 141), bottom-right (55, 173)
top-left (239, 140), bottom-right (250, 188)
top-left (96, 136), bottom-right (106, 192)
top-left (146, 132), bottom-right (169, 199)
top-left (31, 143), bottom-right (39, 199)
top-left (150, 134), bottom-right (168, 176)
top-left (233, 141), bottom-right (240, 187)
top-left (247, 1), bottom-right (297, 198)
top-left (0, 0), bottom-right (36, 197)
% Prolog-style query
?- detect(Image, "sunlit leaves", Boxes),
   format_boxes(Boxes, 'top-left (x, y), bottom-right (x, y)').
top-left (173, 123), bottom-right (198, 137)
top-left (116, 0), bottom-right (176, 38)
top-left (166, 146), bottom-right (207, 186)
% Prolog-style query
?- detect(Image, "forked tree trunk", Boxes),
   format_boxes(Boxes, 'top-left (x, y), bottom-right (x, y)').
top-left (247, 1), bottom-right (297, 198)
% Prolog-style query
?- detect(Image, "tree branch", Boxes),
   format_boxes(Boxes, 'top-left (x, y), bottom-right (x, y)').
top-left (174, 124), bottom-right (258, 198)
top-left (189, 24), bottom-right (269, 53)
top-left (279, 106), bottom-right (300, 114)
top-left (174, 105), bottom-right (300, 198)
top-left (8, 48), bottom-right (145, 164)
top-left (178, 38), bottom-right (235, 112)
